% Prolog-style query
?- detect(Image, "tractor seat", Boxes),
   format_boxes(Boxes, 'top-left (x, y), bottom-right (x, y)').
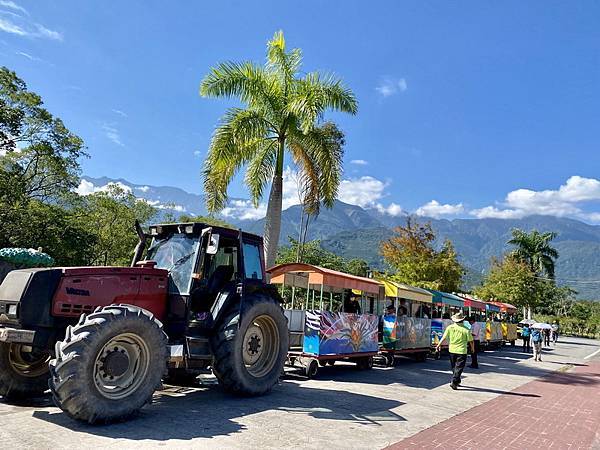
top-left (206, 265), bottom-right (234, 296)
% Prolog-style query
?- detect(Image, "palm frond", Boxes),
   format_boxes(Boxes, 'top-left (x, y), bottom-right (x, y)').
top-left (266, 30), bottom-right (302, 86)
top-left (203, 108), bottom-right (270, 212)
top-left (244, 140), bottom-right (277, 207)
top-left (200, 61), bottom-right (281, 117)
top-left (288, 123), bottom-right (344, 208)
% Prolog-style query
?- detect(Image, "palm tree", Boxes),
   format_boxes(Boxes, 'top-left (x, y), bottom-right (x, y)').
top-left (508, 228), bottom-right (559, 278)
top-left (200, 31), bottom-right (357, 269)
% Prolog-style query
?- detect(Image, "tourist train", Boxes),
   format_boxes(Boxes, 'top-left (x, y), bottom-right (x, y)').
top-left (267, 263), bottom-right (519, 378)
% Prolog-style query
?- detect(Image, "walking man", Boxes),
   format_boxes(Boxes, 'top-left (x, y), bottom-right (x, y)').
top-left (436, 312), bottom-right (474, 390)
top-left (521, 323), bottom-right (531, 353)
top-left (468, 316), bottom-right (480, 369)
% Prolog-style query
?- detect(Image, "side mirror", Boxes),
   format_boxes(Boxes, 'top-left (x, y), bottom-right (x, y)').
top-left (206, 233), bottom-right (220, 255)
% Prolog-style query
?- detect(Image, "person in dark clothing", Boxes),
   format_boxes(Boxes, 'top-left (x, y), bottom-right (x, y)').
top-left (521, 323), bottom-right (531, 353)
top-left (543, 328), bottom-right (551, 346)
top-left (468, 316), bottom-right (480, 369)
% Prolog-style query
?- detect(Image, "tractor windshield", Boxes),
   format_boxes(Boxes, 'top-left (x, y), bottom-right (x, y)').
top-left (147, 233), bottom-right (200, 295)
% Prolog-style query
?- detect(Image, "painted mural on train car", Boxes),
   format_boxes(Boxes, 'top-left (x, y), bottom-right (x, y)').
top-left (303, 310), bottom-right (379, 356)
top-left (383, 315), bottom-right (431, 350)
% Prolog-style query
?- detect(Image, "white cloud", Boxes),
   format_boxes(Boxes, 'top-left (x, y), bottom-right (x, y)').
top-left (102, 124), bottom-right (124, 147)
top-left (350, 159), bottom-right (368, 166)
top-left (0, 1), bottom-right (28, 15)
top-left (471, 176), bottom-right (600, 223)
top-left (220, 167), bottom-right (302, 220)
top-left (135, 186), bottom-right (150, 193)
top-left (34, 23), bottom-right (61, 41)
top-left (75, 180), bottom-right (133, 196)
top-left (376, 202), bottom-right (404, 217)
top-left (193, 150), bottom-right (202, 158)
top-left (415, 200), bottom-right (464, 218)
top-left (111, 109), bottom-right (128, 117)
top-left (0, 17), bottom-right (25, 35)
top-left (74, 179), bottom-right (95, 196)
top-left (376, 77), bottom-right (407, 97)
top-left (338, 176), bottom-right (387, 208)
top-left (0, 4), bottom-right (62, 41)
top-left (221, 199), bottom-right (267, 221)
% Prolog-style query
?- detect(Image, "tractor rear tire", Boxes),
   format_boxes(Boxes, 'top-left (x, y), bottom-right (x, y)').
top-left (210, 293), bottom-right (288, 396)
top-left (0, 342), bottom-right (50, 400)
top-left (49, 305), bottom-right (167, 424)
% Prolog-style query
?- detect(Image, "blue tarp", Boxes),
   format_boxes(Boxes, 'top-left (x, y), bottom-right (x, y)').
top-left (427, 289), bottom-right (464, 308)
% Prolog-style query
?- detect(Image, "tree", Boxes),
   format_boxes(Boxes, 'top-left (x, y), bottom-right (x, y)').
top-left (76, 184), bottom-right (157, 266)
top-left (380, 218), bottom-right (464, 292)
top-left (0, 67), bottom-right (92, 265)
top-left (200, 30), bottom-right (357, 268)
top-left (475, 255), bottom-right (537, 311)
top-left (508, 228), bottom-right (559, 278)
top-left (0, 67), bottom-right (86, 202)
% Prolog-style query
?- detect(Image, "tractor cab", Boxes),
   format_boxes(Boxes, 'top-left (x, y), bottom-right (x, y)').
top-left (142, 223), bottom-right (267, 337)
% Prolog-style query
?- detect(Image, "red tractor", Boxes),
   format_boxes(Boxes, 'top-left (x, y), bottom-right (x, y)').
top-left (0, 222), bottom-right (288, 423)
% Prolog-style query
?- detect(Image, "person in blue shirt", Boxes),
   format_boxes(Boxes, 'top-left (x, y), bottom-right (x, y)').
top-left (521, 323), bottom-right (531, 353)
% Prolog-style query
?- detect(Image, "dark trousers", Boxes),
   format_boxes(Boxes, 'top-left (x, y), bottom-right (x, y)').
top-left (470, 340), bottom-right (480, 368)
top-left (544, 334), bottom-right (550, 346)
top-left (449, 353), bottom-right (467, 386)
top-left (522, 336), bottom-right (530, 353)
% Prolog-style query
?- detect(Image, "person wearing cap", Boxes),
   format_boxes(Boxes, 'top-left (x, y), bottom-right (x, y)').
top-left (436, 312), bottom-right (474, 390)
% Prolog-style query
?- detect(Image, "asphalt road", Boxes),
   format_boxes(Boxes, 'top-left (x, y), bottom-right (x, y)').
top-left (1, 336), bottom-right (598, 449)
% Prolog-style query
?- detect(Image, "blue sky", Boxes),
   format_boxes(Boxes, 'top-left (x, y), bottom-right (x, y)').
top-left (1, 1), bottom-right (599, 222)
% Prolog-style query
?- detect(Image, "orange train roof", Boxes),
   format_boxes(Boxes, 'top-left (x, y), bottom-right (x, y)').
top-left (267, 263), bottom-right (381, 295)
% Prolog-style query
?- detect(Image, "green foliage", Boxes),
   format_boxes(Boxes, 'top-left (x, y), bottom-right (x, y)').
top-left (0, 67), bottom-right (86, 201)
top-left (0, 67), bottom-right (95, 266)
top-left (75, 184), bottom-right (157, 266)
top-left (508, 228), bottom-right (559, 278)
top-left (475, 255), bottom-right (538, 309)
top-left (380, 218), bottom-right (464, 292)
top-left (276, 238), bottom-right (370, 276)
top-left (0, 248), bottom-right (54, 268)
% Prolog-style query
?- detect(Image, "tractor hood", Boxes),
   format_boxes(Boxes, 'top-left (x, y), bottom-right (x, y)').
top-left (0, 266), bottom-right (169, 327)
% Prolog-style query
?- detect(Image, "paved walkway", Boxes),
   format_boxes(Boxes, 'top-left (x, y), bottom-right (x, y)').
top-left (388, 361), bottom-right (600, 450)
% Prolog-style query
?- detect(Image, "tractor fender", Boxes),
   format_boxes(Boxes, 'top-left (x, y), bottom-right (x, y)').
top-left (208, 283), bottom-right (283, 331)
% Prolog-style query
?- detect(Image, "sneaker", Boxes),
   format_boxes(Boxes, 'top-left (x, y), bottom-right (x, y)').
top-left (450, 383), bottom-right (458, 390)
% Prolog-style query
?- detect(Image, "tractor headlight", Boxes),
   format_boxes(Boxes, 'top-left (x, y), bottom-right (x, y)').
top-left (8, 304), bottom-right (17, 316)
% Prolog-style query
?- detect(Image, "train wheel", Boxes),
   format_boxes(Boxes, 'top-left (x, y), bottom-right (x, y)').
top-left (305, 359), bottom-right (318, 378)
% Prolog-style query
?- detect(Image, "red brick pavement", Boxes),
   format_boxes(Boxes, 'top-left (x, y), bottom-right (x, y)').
top-left (388, 362), bottom-right (600, 450)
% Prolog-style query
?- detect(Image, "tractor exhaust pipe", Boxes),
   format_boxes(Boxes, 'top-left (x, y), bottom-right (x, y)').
top-left (131, 220), bottom-right (147, 267)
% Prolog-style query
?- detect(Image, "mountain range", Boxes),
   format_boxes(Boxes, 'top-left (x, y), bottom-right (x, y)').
top-left (82, 176), bottom-right (600, 299)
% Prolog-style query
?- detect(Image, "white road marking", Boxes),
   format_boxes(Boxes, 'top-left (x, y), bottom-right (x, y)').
top-left (584, 348), bottom-right (600, 360)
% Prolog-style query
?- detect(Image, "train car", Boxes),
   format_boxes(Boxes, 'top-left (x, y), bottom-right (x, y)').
top-left (484, 302), bottom-right (504, 347)
top-left (427, 290), bottom-right (465, 355)
top-left (490, 301), bottom-right (519, 345)
top-left (376, 279), bottom-right (433, 365)
top-left (267, 263), bottom-right (381, 378)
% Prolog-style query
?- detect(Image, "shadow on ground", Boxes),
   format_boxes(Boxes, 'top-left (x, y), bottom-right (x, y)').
top-left (28, 382), bottom-right (405, 441)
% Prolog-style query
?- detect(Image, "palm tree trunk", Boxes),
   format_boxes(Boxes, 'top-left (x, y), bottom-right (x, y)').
top-left (263, 141), bottom-right (285, 271)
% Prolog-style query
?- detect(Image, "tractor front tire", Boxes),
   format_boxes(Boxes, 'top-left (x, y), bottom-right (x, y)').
top-left (0, 342), bottom-right (50, 400)
top-left (211, 293), bottom-right (288, 396)
top-left (49, 305), bottom-right (167, 424)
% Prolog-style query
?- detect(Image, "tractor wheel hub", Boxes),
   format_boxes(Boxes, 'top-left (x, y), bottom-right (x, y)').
top-left (101, 349), bottom-right (130, 378)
